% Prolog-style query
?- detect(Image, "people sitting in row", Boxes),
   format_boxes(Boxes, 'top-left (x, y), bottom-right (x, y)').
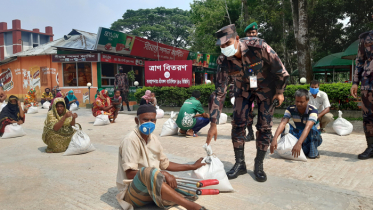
top-left (42, 98), bottom-right (78, 153)
top-left (92, 90), bottom-right (116, 121)
top-left (41, 88), bottom-right (53, 105)
top-left (271, 89), bottom-right (323, 159)
top-left (176, 90), bottom-right (210, 138)
top-left (112, 90), bottom-right (122, 123)
top-left (66, 90), bottom-right (79, 109)
top-left (24, 89), bottom-right (38, 112)
top-left (0, 95), bottom-right (24, 136)
top-left (116, 104), bottom-right (206, 210)
top-left (308, 80), bottom-right (333, 132)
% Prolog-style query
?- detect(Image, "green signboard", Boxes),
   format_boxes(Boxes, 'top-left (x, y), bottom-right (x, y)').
top-left (187, 52), bottom-right (204, 66)
top-left (95, 27), bottom-right (135, 55)
top-left (187, 52), bottom-right (219, 70)
top-left (129, 86), bottom-right (142, 101)
top-left (208, 55), bottom-right (218, 69)
top-left (103, 87), bottom-right (115, 97)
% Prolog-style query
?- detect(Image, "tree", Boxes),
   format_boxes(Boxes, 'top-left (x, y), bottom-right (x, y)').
top-left (110, 7), bottom-right (193, 49)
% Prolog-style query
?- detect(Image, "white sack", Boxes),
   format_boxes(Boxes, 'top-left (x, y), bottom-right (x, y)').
top-left (156, 105), bottom-right (164, 119)
top-left (64, 125), bottom-right (95, 156)
top-left (231, 97), bottom-right (235, 105)
top-left (276, 126), bottom-right (307, 162)
top-left (218, 113), bottom-right (228, 125)
top-left (69, 103), bottom-right (78, 111)
top-left (93, 113), bottom-right (110, 126)
top-left (43, 101), bottom-right (51, 109)
top-left (332, 110), bottom-right (353, 136)
top-left (27, 106), bottom-right (38, 114)
top-left (160, 111), bottom-right (178, 137)
top-left (2, 123), bottom-right (26, 139)
top-left (191, 144), bottom-right (234, 192)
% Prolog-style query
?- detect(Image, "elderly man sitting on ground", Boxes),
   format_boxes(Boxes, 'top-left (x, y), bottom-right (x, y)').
top-left (270, 89), bottom-right (323, 159)
top-left (116, 104), bottom-right (208, 210)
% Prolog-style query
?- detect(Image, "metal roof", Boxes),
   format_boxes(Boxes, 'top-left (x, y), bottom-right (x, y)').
top-left (53, 29), bottom-right (97, 51)
top-left (341, 39), bottom-right (359, 60)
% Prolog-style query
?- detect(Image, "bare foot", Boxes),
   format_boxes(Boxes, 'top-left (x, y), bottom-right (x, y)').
top-left (111, 120), bottom-right (115, 123)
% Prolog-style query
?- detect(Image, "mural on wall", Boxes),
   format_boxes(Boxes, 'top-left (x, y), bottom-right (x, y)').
top-left (31, 66), bottom-right (41, 89)
top-left (83, 91), bottom-right (89, 104)
top-left (22, 69), bottom-right (31, 89)
top-left (0, 68), bottom-right (14, 91)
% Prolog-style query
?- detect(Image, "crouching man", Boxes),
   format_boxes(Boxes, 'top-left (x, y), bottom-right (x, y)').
top-left (116, 104), bottom-right (207, 210)
top-left (270, 89), bottom-right (323, 159)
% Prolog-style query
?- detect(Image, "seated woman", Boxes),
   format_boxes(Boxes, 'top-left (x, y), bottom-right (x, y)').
top-left (41, 88), bottom-right (54, 105)
top-left (0, 95), bottom-right (25, 136)
top-left (66, 90), bottom-right (79, 109)
top-left (140, 90), bottom-right (152, 105)
top-left (24, 89), bottom-right (38, 112)
top-left (49, 92), bottom-right (69, 111)
top-left (92, 89), bottom-right (115, 121)
top-left (94, 88), bottom-right (103, 99)
top-left (42, 98), bottom-right (78, 153)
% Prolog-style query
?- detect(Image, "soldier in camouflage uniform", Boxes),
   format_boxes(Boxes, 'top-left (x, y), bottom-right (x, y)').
top-left (351, 29), bottom-right (373, 160)
top-left (206, 24), bottom-right (289, 182)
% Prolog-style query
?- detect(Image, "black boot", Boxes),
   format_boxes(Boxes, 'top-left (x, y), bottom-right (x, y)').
top-left (358, 137), bottom-right (373, 160)
top-left (245, 125), bottom-right (255, 142)
top-left (254, 149), bottom-right (267, 182)
top-left (226, 147), bottom-right (247, 180)
top-left (120, 104), bottom-right (124, 111)
top-left (127, 104), bottom-right (131, 111)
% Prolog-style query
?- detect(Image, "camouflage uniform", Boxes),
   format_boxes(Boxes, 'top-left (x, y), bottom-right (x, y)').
top-left (114, 73), bottom-right (130, 111)
top-left (210, 32), bottom-right (289, 152)
top-left (354, 31), bottom-right (373, 140)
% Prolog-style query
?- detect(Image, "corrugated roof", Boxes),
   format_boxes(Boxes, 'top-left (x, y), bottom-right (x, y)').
top-left (9, 38), bottom-right (63, 57)
top-left (53, 29), bottom-right (97, 51)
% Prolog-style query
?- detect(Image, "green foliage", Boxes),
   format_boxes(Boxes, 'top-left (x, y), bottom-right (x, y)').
top-left (111, 7), bottom-right (193, 48)
top-left (127, 70), bottom-right (135, 84)
top-left (134, 84), bottom-right (233, 108)
top-left (282, 83), bottom-right (361, 110)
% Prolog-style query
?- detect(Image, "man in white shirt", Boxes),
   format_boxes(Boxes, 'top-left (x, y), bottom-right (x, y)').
top-left (116, 104), bottom-right (207, 210)
top-left (308, 80), bottom-right (333, 132)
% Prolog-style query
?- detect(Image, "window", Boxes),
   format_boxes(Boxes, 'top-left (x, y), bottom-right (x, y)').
top-left (101, 63), bottom-right (116, 87)
top-left (63, 63), bottom-right (92, 87)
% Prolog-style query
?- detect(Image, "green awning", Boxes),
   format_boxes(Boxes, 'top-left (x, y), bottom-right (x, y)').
top-left (291, 68), bottom-right (350, 76)
top-left (341, 39), bottom-right (359, 60)
top-left (313, 52), bottom-right (352, 69)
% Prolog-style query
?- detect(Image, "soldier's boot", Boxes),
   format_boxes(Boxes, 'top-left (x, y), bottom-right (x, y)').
top-left (127, 103), bottom-right (131, 111)
top-left (245, 125), bottom-right (255, 142)
top-left (120, 104), bottom-right (124, 111)
top-left (253, 149), bottom-right (267, 182)
top-left (358, 137), bottom-right (373, 160)
top-left (226, 147), bottom-right (247, 180)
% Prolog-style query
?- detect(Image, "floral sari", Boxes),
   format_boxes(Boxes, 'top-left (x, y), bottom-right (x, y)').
top-left (24, 89), bottom-right (38, 112)
top-left (92, 90), bottom-right (115, 120)
top-left (42, 98), bottom-right (76, 153)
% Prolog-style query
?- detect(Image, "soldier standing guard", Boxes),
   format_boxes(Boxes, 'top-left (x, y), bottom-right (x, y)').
top-left (351, 28), bottom-right (373, 159)
top-left (114, 68), bottom-right (131, 111)
top-left (206, 24), bottom-right (289, 182)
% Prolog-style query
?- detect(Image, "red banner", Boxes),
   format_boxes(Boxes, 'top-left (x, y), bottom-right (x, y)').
top-left (130, 37), bottom-right (189, 61)
top-left (145, 60), bottom-right (192, 87)
top-left (101, 54), bottom-right (144, 66)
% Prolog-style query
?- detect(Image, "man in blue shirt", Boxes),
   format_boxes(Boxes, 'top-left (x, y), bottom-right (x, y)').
top-left (270, 89), bottom-right (323, 159)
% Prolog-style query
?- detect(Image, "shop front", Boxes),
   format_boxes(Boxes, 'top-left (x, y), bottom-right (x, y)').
top-left (52, 53), bottom-right (98, 107)
top-left (188, 52), bottom-right (218, 85)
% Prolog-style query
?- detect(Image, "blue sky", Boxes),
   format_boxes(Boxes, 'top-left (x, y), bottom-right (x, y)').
top-left (0, 0), bottom-right (194, 39)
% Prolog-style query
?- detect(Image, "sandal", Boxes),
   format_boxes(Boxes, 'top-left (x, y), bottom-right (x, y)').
top-left (186, 133), bottom-right (198, 138)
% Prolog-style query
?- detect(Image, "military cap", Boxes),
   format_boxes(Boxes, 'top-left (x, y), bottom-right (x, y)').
top-left (244, 22), bottom-right (258, 34)
top-left (215, 24), bottom-right (237, 46)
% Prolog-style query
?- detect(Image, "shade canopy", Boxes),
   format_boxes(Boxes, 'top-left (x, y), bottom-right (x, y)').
top-left (341, 39), bottom-right (359, 60)
top-left (290, 68), bottom-right (350, 76)
top-left (313, 52), bottom-right (352, 69)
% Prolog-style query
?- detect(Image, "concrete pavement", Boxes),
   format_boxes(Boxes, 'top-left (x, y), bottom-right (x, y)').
top-left (0, 107), bottom-right (372, 210)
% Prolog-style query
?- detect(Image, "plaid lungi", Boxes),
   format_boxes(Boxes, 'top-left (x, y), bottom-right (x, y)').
top-left (287, 124), bottom-right (322, 158)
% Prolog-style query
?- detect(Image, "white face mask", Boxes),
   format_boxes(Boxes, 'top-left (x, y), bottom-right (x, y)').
top-left (220, 39), bottom-right (237, 57)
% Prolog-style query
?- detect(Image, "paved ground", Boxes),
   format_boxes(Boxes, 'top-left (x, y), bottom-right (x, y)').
top-left (0, 108), bottom-right (372, 210)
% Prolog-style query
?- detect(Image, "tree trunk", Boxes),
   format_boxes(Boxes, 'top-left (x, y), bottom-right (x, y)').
top-left (297, 0), bottom-right (312, 82)
top-left (242, 0), bottom-right (249, 25)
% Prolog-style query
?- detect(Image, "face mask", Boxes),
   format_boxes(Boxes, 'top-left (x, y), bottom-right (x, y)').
top-left (220, 39), bottom-right (237, 57)
top-left (137, 118), bottom-right (156, 135)
top-left (310, 88), bottom-right (319, 95)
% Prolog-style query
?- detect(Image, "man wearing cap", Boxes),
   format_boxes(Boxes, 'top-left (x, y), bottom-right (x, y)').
top-left (351, 26), bottom-right (373, 160)
top-left (244, 22), bottom-right (258, 37)
top-left (116, 104), bottom-right (207, 210)
top-left (206, 24), bottom-right (289, 182)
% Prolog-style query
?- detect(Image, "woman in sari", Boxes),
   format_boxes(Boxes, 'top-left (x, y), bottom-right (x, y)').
top-left (140, 90), bottom-right (153, 105)
top-left (42, 98), bottom-right (78, 153)
top-left (0, 95), bottom-right (25, 136)
top-left (66, 90), bottom-right (79, 109)
top-left (24, 89), bottom-right (38, 112)
top-left (92, 89), bottom-right (115, 120)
